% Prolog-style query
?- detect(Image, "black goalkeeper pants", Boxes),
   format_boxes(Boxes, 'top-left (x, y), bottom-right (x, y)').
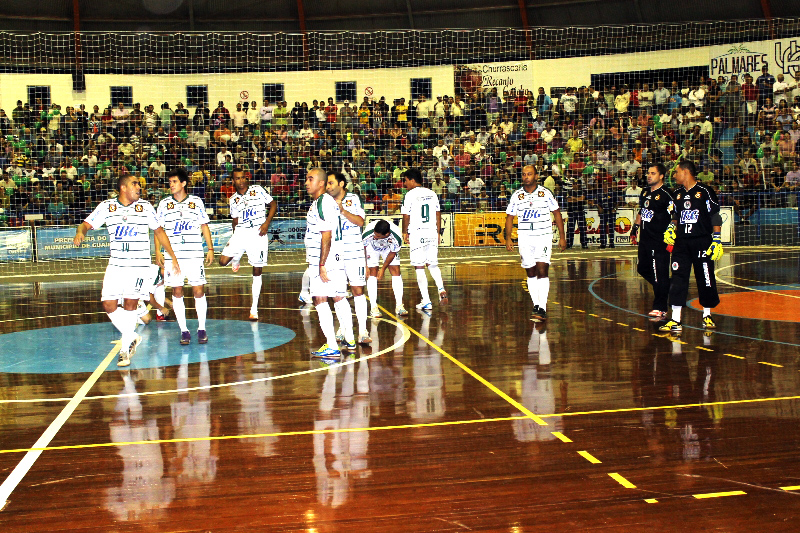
top-left (637, 239), bottom-right (671, 312)
top-left (667, 236), bottom-right (720, 309)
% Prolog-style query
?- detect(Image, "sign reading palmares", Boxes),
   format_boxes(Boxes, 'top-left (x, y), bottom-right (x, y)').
top-left (710, 38), bottom-right (800, 79)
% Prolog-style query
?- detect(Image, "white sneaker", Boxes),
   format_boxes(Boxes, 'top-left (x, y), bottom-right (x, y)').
top-left (358, 332), bottom-right (372, 345)
top-left (335, 328), bottom-right (345, 343)
top-left (117, 351), bottom-right (131, 367)
top-left (415, 301), bottom-right (433, 311)
top-left (370, 307), bottom-right (383, 318)
top-left (249, 311), bottom-right (259, 321)
top-left (231, 259), bottom-right (240, 272)
top-left (128, 335), bottom-right (143, 357)
top-left (438, 290), bottom-right (449, 305)
top-left (395, 306), bottom-right (409, 316)
top-left (298, 291), bottom-right (312, 304)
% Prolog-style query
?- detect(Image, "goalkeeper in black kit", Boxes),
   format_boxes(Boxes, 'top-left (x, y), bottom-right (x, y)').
top-left (659, 160), bottom-right (723, 334)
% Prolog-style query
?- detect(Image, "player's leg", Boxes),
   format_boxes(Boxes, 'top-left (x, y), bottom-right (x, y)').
top-left (219, 229), bottom-right (244, 272)
top-left (366, 266), bottom-right (381, 317)
top-left (311, 270), bottom-right (341, 356)
top-left (566, 213), bottom-right (575, 248)
top-left (531, 240), bottom-right (553, 320)
top-left (247, 235), bottom-right (269, 320)
top-left (652, 246), bottom-right (672, 318)
top-left (388, 265), bottom-right (406, 315)
top-left (426, 243), bottom-right (447, 305)
top-left (520, 241), bottom-right (540, 314)
top-left (663, 241), bottom-right (692, 332)
top-left (331, 269), bottom-right (356, 349)
top-left (102, 266), bottom-right (142, 366)
top-left (346, 260), bottom-right (370, 344)
top-left (692, 245), bottom-right (720, 329)
top-left (410, 236), bottom-right (432, 309)
top-left (186, 259), bottom-right (209, 343)
top-left (250, 266), bottom-right (263, 320)
top-left (599, 214), bottom-right (608, 248)
top-left (166, 258), bottom-right (191, 343)
top-left (577, 211), bottom-right (588, 248)
top-left (299, 266), bottom-right (313, 304)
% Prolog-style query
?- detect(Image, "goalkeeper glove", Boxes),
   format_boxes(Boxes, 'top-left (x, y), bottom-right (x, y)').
top-left (706, 232), bottom-right (723, 261)
top-left (663, 223), bottom-right (677, 246)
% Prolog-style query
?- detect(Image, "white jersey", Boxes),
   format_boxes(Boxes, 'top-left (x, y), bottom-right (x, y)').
top-left (305, 193), bottom-right (344, 269)
top-left (401, 186), bottom-right (440, 234)
top-left (505, 185), bottom-right (560, 241)
top-left (337, 192), bottom-right (366, 261)
top-left (362, 220), bottom-right (402, 254)
top-left (85, 198), bottom-right (160, 268)
top-left (229, 184), bottom-right (274, 228)
top-left (156, 194), bottom-right (210, 260)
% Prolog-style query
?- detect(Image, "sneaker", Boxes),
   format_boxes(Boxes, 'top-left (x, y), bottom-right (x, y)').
top-left (231, 260), bottom-right (240, 272)
top-left (395, 305), bottom-right (408, 316)
top-left (156, 313), bottom-right (166, 322)
top-left (311, 344), bottom-right (342, 358)
top-left (249, 311), bottom-right (259, 322)
top-left (197, 329), bottom-right (208, 344)
top-left (648, 309), bottom-right (665, 317)
top-left (438, 290), bottom-right (449, 305)
top-left (702, 316), bottom-right (716, 329)
top-left (335, 328), bottom-right (345, 343)
top-left (298, 292), bottom-right (312, 304)
top-left (343, 339), bottom-right (357, 350)
top-left (659, 320), bottom-right (682, 333)
top-left (370, 307), bottom-right (383, 318)
top-left (180, 330), bottom-right (191, 345)
top-left (358, 332), bottom-right (372, 345)
top-left (416, 301), bottom-right (433, 311)
top-left (532, 307), bottom-right (547, 322)
top-left (128, 334), bottom-right (143, 357)
top-left (117, 351), bottom-right (131, 367)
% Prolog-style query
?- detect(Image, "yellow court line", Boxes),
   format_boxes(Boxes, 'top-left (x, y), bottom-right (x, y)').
top-left (564, 305), bottom-right (573, 309)
top-left (551, 431), bottom-right (572, 443)
top-left (378, 305), bottom-right (548, 426)
top-left (696, 346), bottom-right (714, 352)
top-left (780, 486), bottom-right (800, 491)
top-left (644, 498), bottom-right (658, 504)
top-left (726, 354), bottom-right (745, 359)
top-left (617, 322), bottom-right (629, 327)
top-left (633, 328), bottom-right (645, 332)
top-left (576, 309), bottom-right (586, 313)
top-left (692, 491), bottom-right (746, 499)
top-left (759, 362), bottom-right (784, 368)
top-left (577, 451), bottom-right (602, 464)
top-left (601, 318), bottom-right (613, 322)
top-left (608, 473), bottom-right (636, 489)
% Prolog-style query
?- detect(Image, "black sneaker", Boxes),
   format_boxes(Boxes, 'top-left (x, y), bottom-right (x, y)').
top-left (531, 306), bottom-right (546, 322)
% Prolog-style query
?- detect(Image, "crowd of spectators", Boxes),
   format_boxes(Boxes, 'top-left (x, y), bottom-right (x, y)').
top-left (2, 68), bottom-right (800, 227)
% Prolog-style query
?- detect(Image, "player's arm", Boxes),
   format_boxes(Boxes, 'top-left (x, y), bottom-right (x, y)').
top-left (402, 214), bottom-right (410, 243)
top-left (259, 200), bottom-right (277, 236)
top-left (154, 231), bottom-right (165, 267)
top-left (339, 203), bottom-right (365, 227)
top-left (436, 210), bottom-right (442, 243)
top-left (318, 230), bottom-right (332, 283)
top-left (553, 209), bottom-right (567, 252)
top-left (504, 214), bottom-right (516, 252)
top-left (378, 251), bottom-right (397, 280)
top-left (154, 227), bottom-right (181, 275)
top-left (73, 221), bottom-right (92, 246)
top-left (201, 223), bottom-right (214, 265)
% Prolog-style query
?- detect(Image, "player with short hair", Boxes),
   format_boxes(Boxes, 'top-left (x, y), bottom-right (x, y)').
top-left (219, 167), bottom-right (277, 321)
top-left (401, 168), bottom-right (447, 312)
top-left (660, 160), bottom-right (723, 333)
top-left (73, 174), bottom-right (181, 367)
top-left (305, 168), bottom-right (355, 359)
top-left (156, 167), bottom-right (214, 344)
top-left (504, 165), bottom-right (566, 321)
top-left (362, 218), bottom-right (407, 318)
top-left (632, 163), bottom-right (675, 319)
top-left (326, 171), bottom-right (372, 345)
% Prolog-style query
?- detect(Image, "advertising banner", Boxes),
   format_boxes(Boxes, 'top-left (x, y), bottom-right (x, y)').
top-left (365, 214), bottom-right (453, 247)
top-left (36, 226), bottom-right (110, 260)
top-left (709, 38), bottom-right (800, 80)
top-left (0, 227), bottom-right (33, 262)
top-left (454, 60), bottom-right (534, 96)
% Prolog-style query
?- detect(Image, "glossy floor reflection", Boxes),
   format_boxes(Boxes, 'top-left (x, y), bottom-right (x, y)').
top-left (1, 249), bottom-right (800, 531)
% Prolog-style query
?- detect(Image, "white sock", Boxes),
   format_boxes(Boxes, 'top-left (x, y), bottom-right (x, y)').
top-left (703, 307), bottom-right (711, 318)
top-left (537, 277), bottom-right (550, 311)
top-left (120, 309), bottom-right (138, 347)
top-left (428, 265), bottom-right (445, 293)
top-left (315, 302), bottom-right (338, 348)
top-left (107, 308), bottom-right (127, 335)
top-left (173, 296), bottom-right (188, 332)
top-left (527, 277), bottom-right (538, 307)
top-left (334, 298), bottom-right (355, 342)
top-left (153, 284), bottom-right (166, 315)
top-left (415, 268), bottom-right (431, 304)
top-left (251, 275), bottom-right (262, 313)
top-left (301, 267), bottom-right (311, 292)
top-left (354, 294), bottom-right (368, 334)
top-left (367, 276), bottom-right (378, 311)
top-left (391, 275), bottom-right (404, 307)
top-left (195, 294), bottom-right (207, 330)
top-left (672, 305), bottom-right (682, 322)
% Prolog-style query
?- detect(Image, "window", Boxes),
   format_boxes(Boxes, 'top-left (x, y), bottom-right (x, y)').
top-left (335, 81), bottom-right (357, 103)
top-left (27, 86), bottom-right (51, 107)
top-left (186, 85), bottom-right (208, 108)
top-left (410, 78), bottom-right (432, 101)
top-left (262, 83), bottom-right (285, 104)
top-left (110, 86), bottom-right (133, 107)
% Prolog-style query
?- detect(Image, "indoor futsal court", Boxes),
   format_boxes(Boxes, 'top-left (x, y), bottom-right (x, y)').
top-left (1, 247), bottom-right (800, 530)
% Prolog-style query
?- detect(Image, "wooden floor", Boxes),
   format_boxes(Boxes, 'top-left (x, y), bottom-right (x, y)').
top-left (2, 248), bottom-right (800, 531)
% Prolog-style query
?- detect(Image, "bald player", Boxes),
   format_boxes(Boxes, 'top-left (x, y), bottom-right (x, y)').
top-left (504, 165), bottom-right (566, 321)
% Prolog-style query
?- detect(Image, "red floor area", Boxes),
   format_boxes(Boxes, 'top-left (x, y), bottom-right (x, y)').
top-left (690, 290), bottom-right (800, 322)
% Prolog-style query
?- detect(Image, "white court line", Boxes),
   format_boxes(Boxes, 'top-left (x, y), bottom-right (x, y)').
top-left (0, 341), bottom-right (119, 511)
top-left (716, 255), bottom-right (800, 300)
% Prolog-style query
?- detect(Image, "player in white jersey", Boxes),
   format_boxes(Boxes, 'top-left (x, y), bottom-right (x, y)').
top-left (304, 168), bottom-right (355, 359)
top-left (504, 165), bottom-right (566, 322)
top-left (362, 218), bottom-right (407, 318)
top-left (401, 168), bottom-right (447, 312)
top-left (325, 171), bottom-right (371, 345)
top-left (219, 167), bottom-right (277, 321)
top-left (156, 168), bottom-right (214, 345)
top-left (74, 174), bottom-right (181, 367)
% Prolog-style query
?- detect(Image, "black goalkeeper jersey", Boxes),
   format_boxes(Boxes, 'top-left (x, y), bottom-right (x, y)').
top-left (672, 183), bottom-right (720, 240)
top-left (638, 185), bottom-right (675, 243)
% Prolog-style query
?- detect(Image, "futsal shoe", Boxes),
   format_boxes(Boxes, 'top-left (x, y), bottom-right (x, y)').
top-left (249, 311), bottom-right (259, 321)
top-left (416, 301), bottom-right (433, 311)
top-left (439, 290), bottom-right (449, 305)
top-left (335, 328), bottom-right (345, 343)
top-left (298, 292), bottom-right (312, 304)
top-left (703, 316), bottom-right (716, 329)
top-left (117, 351), bottom-right (131, 367)
top-left (395, 305), bottom-right (408, 316)
top-left (180, 331), bottom-right (191, 345)
top-left (659, 320), bottom-right (682, 333)
top-left (531, 306), bottom-right (547, 322)
top-left (128, 334), bottom-right (143, 357)
top-left (648, 310), bottom-right (667, 321)
top-left (312, 344), bottom-right (342, 358)
top-left (358, 332), bottom-right (372, 345)
top-left (343, 339), bottom-right (357, 351)
top-left (370, 307), bottom-right (383, 318)
top-left (197, 329), bottom-right (208, 344)
top-left (231, 260), bottom-right (240, 272)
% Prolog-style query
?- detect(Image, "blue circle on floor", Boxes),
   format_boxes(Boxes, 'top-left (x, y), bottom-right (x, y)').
top-left (0, 319), bottom-right (295, 374)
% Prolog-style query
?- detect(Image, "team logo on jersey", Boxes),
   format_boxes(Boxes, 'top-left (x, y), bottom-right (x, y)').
top-left (655, 194), bottom-right (660, 200)
top-left (189, 202), bottom-right (196, 209)
top-left (249, 190), bottom-right (257, 196)
top-left (684, 201), bottom-right (691, 209)
top-left (109, 204), bottom-right (117, 212)
top-left (518, 193), bottom-right (525, 200)
top-left (645, 200), bottom-right (650, 207)
top-left (695, 191), bottom-right (702, 199)
top-left (345, 199), bottom-right (353, 207)
top-left (135, 204), bottom-right (143, 212)
top-left (676, 193), bottom-right (682, 200)
top-left (167, 202), bottom-right (175, 210)
top-left (538, 191), bottom-right (545, 197)
top-left (672, 261), bottom-right (679, 270)
top-left (234, 197), bottom-right (240, 203)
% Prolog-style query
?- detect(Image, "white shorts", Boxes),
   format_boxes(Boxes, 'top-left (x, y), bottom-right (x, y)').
top-left (519, 238), bottom-right (552, 268)
top-left (221, 226), bottom-right (269, 267)
top-left (102, 264), bottom-right (153, 301)
top-left (165, 258), bottom-right (207, 287)
top-left (408, 230), bottom-right (439, 267)
top-left (309, 266), bottom-right (348, 298)
top-left (365, 248), bottom-right (400, 268)
top-left (343, 257), bottom-right (367, 286)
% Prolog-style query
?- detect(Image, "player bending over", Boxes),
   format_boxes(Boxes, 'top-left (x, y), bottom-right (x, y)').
top-left (362, 218), bottom-right (407, 318)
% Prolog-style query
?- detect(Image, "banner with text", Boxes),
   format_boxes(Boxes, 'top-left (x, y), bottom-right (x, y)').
top-left (365, 214), bottom-right (453, 247)
top-left (36, 226), bottom-right (110, 260)
top-left (0, 228), bottom-right (33, 262)
top-left (710, 38), bottom-right (800, 80)
top-left (454, 60), bottom-right (534, 96)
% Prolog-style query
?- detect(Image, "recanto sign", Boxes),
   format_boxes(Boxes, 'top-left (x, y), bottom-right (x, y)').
top-left (455, 61), bottom-right (533, 94)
